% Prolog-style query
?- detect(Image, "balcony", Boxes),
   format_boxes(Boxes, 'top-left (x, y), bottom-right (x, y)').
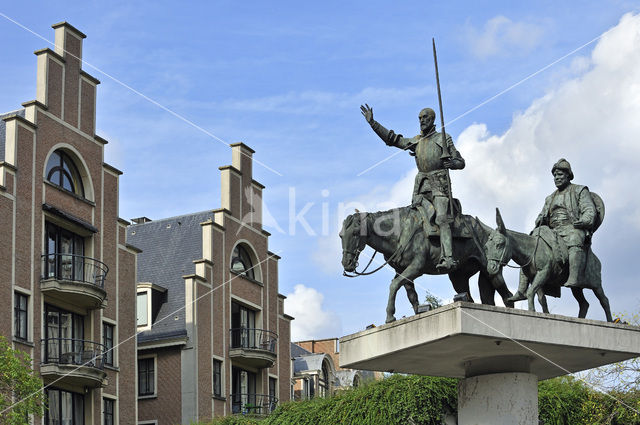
top-left (231, 393), bottom-right (278, 415)
top-left (40, 338), bottom-right (107, 388)
top-left (229, 328), bottom-right (278, 369)
top-left (41, 253), bottom-right (108, 309)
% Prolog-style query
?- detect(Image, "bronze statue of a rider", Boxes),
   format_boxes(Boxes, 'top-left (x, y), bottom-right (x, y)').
top-left (510, 158), bottom-right (597, 300)
top-left (360, 104), bottom-right (465, 272)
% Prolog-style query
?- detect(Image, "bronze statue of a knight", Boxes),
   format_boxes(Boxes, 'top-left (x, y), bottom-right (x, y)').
top-left (360, 105), bottom-right (465, 272)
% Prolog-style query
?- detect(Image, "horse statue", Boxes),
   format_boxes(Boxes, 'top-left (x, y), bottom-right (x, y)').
top-left (483, 208), bottom-right (612, 322)
top-left (339, 207), bottom-right (514, 323)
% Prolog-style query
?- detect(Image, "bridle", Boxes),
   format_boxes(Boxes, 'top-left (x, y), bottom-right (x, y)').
top-left (341, 213), bottom-right (416, 278)
top-left (487, 233), bottom-right (512, 268)
top-left (486, 231), bottom-right (539, 270)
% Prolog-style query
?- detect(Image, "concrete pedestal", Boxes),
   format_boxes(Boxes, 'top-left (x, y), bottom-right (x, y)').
top-left (458, 372), bottom-right (537, 425)
top-left (339, 302), bottom-right (640, 425)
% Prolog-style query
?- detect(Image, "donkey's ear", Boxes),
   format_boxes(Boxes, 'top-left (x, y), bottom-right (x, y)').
top-left (496, 208), bottom-right (507, 235)
top-left (355, 208), bottom-right (360, 213)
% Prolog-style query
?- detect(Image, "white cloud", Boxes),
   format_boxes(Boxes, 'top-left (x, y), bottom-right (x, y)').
top-left (463, 15), bottom-right (545, 59)
top-left (285, 284), bottom-right (342, 341)
top-left (455, 12), bottom-right (640, 234)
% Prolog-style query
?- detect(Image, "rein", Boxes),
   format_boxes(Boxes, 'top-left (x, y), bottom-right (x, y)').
top-left (343, 214), bottom-right (418, 278)
top-left (496, 232), bottom-right (540, 270)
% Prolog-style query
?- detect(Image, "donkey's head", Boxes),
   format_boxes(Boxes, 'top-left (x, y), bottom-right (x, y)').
top-left (484, 208), bottom-right (512, 276)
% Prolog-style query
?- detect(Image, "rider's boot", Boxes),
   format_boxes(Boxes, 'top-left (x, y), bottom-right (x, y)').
top-left (564, 247), bottom-right (586, 288)
top-left (436, 224), bottom-right (457, 272)
top-left (506, 273), bottom-right (529, 302)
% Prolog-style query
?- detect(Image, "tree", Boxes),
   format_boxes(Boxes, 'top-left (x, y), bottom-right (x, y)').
top-left (0, 337), bottom-right (46, 424)
top-left (423, 290), bottom-right (443, 310)
top-left (583, 311), bottom-right (640, 393)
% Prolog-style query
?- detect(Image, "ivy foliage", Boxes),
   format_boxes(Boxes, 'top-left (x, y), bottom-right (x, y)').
top-left (0, 337), bottom-right (46, 425)
top-left (539, 376), bottom-right (640, 425)
top-left (204, 375), bottom-right (457, 425)
top-left (202, 374), bottom-right (640, 425)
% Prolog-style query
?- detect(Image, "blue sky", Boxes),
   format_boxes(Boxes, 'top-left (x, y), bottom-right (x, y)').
top-left (1, 1), bottom-right (639, 340)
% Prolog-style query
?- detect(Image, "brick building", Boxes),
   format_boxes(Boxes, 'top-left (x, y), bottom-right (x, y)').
top-left (292, 338), bottom-right (379, 399)
top-left (0, 22), bottom-right (137, 425)
top-left (129, 143), bottom-right (293, 424)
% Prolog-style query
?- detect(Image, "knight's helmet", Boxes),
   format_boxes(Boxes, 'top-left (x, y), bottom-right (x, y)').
top-left (551, 158), bottom-right (574, 180)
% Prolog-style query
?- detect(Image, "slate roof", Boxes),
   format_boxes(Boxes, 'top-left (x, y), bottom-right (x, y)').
top-left (0, 109), bottom-right (26, 161)
top-left (335, 369), bottom-right (375, 387)
top-left (128, 210), bottom-right (215, 343)
top-left (293, 353), bottom-right (326, 374)
top-left (290, 342), bottom-right (312, 359)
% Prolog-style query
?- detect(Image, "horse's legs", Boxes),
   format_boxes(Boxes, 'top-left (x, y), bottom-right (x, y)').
top-left (477, 272), bottom-right (495, 305)
top-left (527, 267), bottom-right (551, 312)
top-left (485, 272), bottom-right (514, 307)
top-left (571, 287), bottom-right (589, 318)
top-left (448, 270), bottom-right (475, 303)
top-left (593, 287), bottom-right (612, 322)
top-left (386, 265), bottom-right (422, 323)
top-left (588, 253), bottom-right (612, 321)
top-left (403, 280), bottom-right (419, 314)
top-left (536, 289), bottom-right (549, 313)
top-left (592, 287), bottom-right (612, 322)
top-left (386, 275), bottom-right (404, 323)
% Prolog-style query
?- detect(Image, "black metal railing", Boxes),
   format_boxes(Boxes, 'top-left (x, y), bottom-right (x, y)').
top-left (231, 393), bottom-right (278, 415)
top-left (41, 338), bottom-right (105, 370)
top-left (229, 328), bottom-right (278, 353)
top-left (41, 253), bottom-right (109, 288)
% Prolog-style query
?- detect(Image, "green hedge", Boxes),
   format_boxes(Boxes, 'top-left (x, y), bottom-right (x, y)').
top-left (203, 375), bottom-right (456, 425)
top-left (202, 375), bottom-right (640, 425)
top-left (539, 376), bottom-right (640, 425)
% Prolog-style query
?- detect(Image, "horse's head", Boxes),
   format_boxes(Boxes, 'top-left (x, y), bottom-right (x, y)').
top-left (484, 208), bottom-right (512, 276)
top-left (339, 212), bottom-right (367, 272)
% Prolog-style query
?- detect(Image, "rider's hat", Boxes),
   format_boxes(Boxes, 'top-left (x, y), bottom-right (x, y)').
top-left (551, 158), bottom-right (574, 180)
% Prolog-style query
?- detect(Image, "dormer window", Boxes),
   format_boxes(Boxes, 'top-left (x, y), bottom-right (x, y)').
top-left (136, 282), bottom-right (167, 331)
top-left (231, 244), bottom-right (255, 280)
top-left (46, 149), bottom-right (84, 197)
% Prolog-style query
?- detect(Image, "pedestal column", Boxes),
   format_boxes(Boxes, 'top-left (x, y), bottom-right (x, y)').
top-left (458, 372), bottom-right (538, 425)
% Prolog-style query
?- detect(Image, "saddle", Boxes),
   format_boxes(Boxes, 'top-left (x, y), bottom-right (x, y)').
top-left (532, 225), bottom-right (600, 294)
top-left (533, 226), bottom-right (568, 268)
top-left (532, 226), bottom-right (568, 297)
top-left (413, 198), bottom-right (473, 239)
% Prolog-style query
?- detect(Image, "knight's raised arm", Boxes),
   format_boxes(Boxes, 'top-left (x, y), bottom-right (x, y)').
top-left (360, 104), bottom-right (410, 149)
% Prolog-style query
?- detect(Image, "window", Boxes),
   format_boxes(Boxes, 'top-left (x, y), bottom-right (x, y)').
top-left (46, 149), bottom-right (84, 197)
top-left (43, 305), bottom-right (84, 365)
top-left (231, 367), bottom-right (256, 414)
top-left (269, 377), bottom-right (277, 412)
top-left (138, 357), bottom-right (155, 397)
top-left (213, 359), bottom-right (222, 397)
top-left (320, 362), bottom-right (330, 397)
top-left (103, 323), bottom-right (114, 367)
top-left (231, 302), bottom-right (256, 349)
top-left (303, 378), bottom-right (310, 400)
top-left (46, 388), bottom-right (83, 425)
top-left (103, 398), bottom-right (114, 425)
top-left (230, 244), bottom-right (255, 280)
top-left (136, 292), bottom-right (148, 327)
top-left (14, 292), bottom-right (28, 340)
top-left (44, 222), bottom-right (85, 282)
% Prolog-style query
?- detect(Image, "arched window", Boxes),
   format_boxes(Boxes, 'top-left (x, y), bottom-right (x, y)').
top-left (231, 244), bottom-right (255, 280)
top-left (46, 150), bottom-right (84, 197)
top-left (320, 361), bottom-right (330, 397)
